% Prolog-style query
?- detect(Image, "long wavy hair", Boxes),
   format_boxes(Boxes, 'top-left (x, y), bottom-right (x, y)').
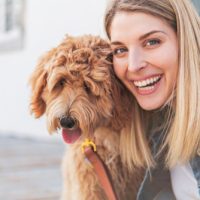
top-left (104, 0), bottom-right (200, 168)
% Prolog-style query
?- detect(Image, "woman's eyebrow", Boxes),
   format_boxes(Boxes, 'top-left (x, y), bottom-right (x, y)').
top-left (139, 30), bottom-right (167, 41)
top-left (110, 30), bottom-right (167, 46)
top-left (110, 41), bottom-right (123, 46)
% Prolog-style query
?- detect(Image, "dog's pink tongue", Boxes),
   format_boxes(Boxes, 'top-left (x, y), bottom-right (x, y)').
top-left (62, 128), bottom-right (81, 144)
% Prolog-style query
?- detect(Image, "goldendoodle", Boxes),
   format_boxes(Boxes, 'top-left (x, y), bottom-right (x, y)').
top-left (29, 35), bottom-right (143, 200)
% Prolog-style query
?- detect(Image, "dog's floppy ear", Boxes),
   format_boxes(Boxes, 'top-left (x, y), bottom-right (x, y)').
top-left (29, 49), bottom-right (55, 118)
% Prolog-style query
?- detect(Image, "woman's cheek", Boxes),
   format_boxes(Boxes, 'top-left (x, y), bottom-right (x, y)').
top-left (113, 59), bottom-right (125, 79)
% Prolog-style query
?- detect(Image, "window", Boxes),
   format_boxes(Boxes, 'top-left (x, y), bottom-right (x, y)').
top-left (0, 0), bottom-right (25, 52)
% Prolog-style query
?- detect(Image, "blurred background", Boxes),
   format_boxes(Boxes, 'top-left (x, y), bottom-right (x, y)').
top-left (0, 0), bottom-right (107, 199)
top-left (0, 0), bottom-right (199, 200)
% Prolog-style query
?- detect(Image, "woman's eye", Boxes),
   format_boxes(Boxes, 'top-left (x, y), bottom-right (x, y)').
top-left (145, 39), bottom-right (161, 47)
top-left (113, 47), bottom-right (127, 56)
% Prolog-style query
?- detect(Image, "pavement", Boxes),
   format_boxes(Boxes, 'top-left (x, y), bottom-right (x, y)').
top-left (0, 136), bottom-right (65, 200)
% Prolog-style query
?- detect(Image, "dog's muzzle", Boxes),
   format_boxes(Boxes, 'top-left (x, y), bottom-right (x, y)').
top-left (60, 116), bottom-right (77, 129)
top-left (60, 116), bottom-right (81, 144)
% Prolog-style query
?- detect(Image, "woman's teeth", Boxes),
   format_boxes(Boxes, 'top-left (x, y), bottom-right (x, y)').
top-left (134, 75), bottom-right (161, 88)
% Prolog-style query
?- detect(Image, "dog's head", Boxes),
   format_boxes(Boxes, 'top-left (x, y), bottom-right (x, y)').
top-left (29, 35), bottom-right (125, 143)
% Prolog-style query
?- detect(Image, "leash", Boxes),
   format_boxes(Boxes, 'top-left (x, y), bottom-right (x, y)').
top-left (82, 139), bottom-right (118, 200)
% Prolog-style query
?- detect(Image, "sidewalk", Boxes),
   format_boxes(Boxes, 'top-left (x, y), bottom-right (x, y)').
top-left (0, 136), bottom-right (65, 200)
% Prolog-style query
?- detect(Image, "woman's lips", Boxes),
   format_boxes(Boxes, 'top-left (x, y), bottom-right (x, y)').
top-left (132, 75), bottom-right (163, 95)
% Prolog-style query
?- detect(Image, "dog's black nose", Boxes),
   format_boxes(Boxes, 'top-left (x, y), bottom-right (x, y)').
top-left (60, 116), bottom-right (76, 129)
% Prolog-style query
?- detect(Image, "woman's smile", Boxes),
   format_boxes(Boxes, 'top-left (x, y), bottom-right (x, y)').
top-left (131, 74), bottom-right (163, 95)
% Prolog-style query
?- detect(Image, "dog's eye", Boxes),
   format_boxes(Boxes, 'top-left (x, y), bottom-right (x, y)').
top-left (51, 78), bottom-right (66, 92)
top-left (83, 82), bottom-right (90, 93)
top-left (58, 78), bottom-right (66, 87)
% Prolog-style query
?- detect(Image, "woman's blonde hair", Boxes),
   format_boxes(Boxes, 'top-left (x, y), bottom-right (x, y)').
top-left (104, 0), bottom-right (200, 169)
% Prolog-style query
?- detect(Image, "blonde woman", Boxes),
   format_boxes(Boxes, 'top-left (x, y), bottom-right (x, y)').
top-left (104, 0), bottom-right (200, 199)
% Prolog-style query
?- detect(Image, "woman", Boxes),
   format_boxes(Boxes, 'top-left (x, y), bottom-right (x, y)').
top-left (104, 0), bottom-right (200, 199)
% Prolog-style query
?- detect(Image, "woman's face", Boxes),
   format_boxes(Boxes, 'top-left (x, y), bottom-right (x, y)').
top-left (110, 12), bottom-right (178, 110)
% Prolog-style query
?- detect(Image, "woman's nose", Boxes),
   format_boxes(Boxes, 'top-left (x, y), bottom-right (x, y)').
top-left (127, 49), bottom-right (146, 72)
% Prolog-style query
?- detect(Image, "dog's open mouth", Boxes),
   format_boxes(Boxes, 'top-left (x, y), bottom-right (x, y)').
top-left (60, 116), bottom-right (81, 144)
top-left (62, 128), bottom-right (82, 144)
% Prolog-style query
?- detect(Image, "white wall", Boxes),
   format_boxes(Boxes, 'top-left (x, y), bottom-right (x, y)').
top-left (0, 0), bottom-right (107, 140)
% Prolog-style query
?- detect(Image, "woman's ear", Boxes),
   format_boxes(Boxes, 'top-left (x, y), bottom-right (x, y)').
top-left (29, 50), bottom-right (56, 118)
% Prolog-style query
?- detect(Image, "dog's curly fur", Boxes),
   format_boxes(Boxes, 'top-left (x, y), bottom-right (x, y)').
top-left (29, 35), bottom-right (143, 200)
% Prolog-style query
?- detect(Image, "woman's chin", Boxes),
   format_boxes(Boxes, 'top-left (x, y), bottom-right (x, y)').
top-left (136, 97), bottom-right (165, 111)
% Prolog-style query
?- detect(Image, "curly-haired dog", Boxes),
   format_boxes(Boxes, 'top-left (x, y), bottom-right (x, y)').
top-left (29, 35), bottom-right (143, 200)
